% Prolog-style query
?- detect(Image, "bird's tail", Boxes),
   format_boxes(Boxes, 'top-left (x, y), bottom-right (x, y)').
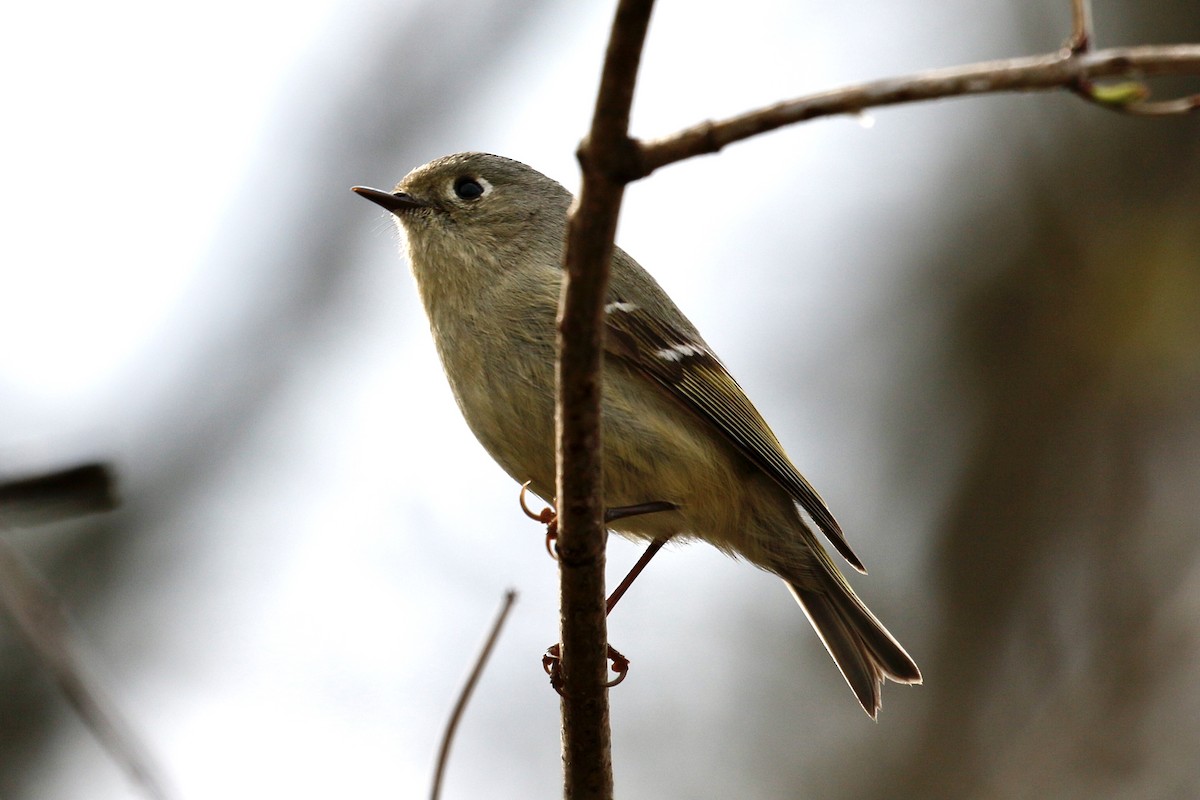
top-left (787, 567), bottom-right (921, 719)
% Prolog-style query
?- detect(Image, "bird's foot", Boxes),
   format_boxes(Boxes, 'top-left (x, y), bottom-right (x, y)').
top-left (519, 481), bottom-right (559, 559)
top-left (542, 642), bottom-right (630, 696)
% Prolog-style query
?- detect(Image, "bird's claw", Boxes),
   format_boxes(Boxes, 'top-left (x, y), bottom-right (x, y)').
top-left (519, 481), bottom-right (559, 559)
top-left (542, 643), bottom-right (630, 695)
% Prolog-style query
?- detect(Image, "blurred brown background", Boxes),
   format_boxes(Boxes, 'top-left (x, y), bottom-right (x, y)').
top-left (1, 1), bottom-right (1198, 798)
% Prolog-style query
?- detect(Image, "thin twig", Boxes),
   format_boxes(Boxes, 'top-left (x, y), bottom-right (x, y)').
top-left (557, 0), bottom-right (656, 797)
top-left (605, 539), bottom-right (665, 616)
top-left (429, 590), bottom-right (518, 800)
top-left (1068, 0), bottom-right (1092, 53)
top-left (637, 44), bottom-right (1200, 177)
top-left (0, 463), bottom-right (171, 800)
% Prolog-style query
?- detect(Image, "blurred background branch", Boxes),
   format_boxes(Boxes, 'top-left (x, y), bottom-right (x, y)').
top-left (0, 465), bottom-right (170, 799)
top-left (0, 465), bottom-right (116, 528)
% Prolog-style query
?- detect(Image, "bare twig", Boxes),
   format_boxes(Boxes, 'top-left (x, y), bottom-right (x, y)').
top-left (0, 464), bottom-right (171, 800)
top-left (556, 0), bottom-right (656, 797)
top-left (637, 44), bottom-right (1200, 176)
top-left (430, 590), bottom-right (518, 800)
top-left (1068, 0), bottom-right (1092, 53)
top-left (605, 538), bottom-right (665, 616)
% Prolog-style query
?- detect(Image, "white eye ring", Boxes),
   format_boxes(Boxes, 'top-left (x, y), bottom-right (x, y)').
top-left (452, 176), bottom-right (492, 201)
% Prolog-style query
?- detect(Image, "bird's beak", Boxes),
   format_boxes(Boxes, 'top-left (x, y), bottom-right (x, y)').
top-left (351, 186), bottom-right (426, 213)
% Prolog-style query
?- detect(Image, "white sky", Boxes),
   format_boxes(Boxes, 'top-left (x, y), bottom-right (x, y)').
top-left (0, 0), bottom-right (336, 401)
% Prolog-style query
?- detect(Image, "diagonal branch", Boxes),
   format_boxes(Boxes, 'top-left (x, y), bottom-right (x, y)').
top-left (429, 590), bottom-right (518, 800)
top-left (638, 44), bottom-right (1200, 176)
top-left (0, 543), bottom-right (171, 800)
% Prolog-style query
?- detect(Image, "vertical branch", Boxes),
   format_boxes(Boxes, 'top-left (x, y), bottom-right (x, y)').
top-left (555, 1), bottom-right (655, 798)
top-left (1068, 0), bottom-right (1093, 52)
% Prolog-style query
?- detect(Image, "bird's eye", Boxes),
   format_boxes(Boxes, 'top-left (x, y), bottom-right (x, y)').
top-left (454, 176), bottom-right (485, 200)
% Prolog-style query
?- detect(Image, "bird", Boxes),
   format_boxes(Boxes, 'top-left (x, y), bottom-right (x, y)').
top-left (353, 152), bottom-right (920, 717)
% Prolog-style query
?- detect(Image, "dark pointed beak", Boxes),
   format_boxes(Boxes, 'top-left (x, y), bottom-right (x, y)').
top-left (351, 186), bottom-right (426, 213)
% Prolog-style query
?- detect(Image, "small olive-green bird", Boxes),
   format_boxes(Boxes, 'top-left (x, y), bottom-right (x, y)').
top-left (353, 152), bottom-right (920, 717)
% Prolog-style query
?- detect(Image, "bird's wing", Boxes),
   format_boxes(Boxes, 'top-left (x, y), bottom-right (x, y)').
top-left (603, 297), bottom-right (866, 573)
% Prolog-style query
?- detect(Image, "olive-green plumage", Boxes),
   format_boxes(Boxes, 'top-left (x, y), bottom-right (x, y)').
top-left (353, 152), bottom-right (920, 717)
